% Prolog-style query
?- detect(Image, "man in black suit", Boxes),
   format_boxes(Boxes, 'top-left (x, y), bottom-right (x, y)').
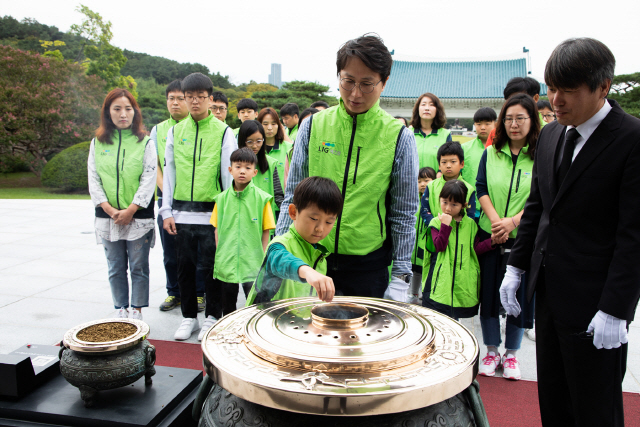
top-left (499, 38), bottom-right (640, 426)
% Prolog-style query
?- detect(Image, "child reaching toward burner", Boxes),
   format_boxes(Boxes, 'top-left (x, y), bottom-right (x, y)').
top-left (423, 180), bottom-right (501, 320)
top-left (245, 176), bottom-right (344, 305)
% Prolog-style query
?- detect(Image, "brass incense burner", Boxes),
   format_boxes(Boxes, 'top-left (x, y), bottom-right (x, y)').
top-left (201, 297), bottom-right (479, 417)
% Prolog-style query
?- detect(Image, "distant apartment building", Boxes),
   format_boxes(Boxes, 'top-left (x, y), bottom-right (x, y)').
top-left (268, 63), bottom-right (282, 88)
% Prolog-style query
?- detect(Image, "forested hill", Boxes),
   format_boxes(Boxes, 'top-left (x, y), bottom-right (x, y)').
top-left (0, 15), bottom-right (234, 88)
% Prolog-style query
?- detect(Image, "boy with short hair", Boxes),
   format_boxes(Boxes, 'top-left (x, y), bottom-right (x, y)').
top-left (159, 72), bottom-right (238, 341)
top-left (420, 141), bottom-right (476, 298)
top-left (246, 176), bottom-right (343, 304)
top-left (210, 91), bottom-right (228, 123)
top-left (280, 103), bottom-right (300, 142)
top-left (461, 107), bottom-right (496, 220)
top-left (203, 147), bottom-right (275, 339)
top-left (310, 100), bottom-right (329, 111)
top-left (234, 98), bottom-right (259, 136)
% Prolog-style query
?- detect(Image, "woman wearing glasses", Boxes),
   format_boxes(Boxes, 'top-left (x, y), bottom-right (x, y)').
top-left (475, 93), bottom-right (540, 380)
top-left (88, 88), bottom-right (156, 320)
top-left (237, 120), bottom-right (284, 220)
top-left (410, 93), bottom-right (453, 171)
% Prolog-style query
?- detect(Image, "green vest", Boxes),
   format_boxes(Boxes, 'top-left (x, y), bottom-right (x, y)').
top-left (426, 177), bottom-right (475, 217)
top-left (415, 127), bottom-right (451, 170)
top-left (212, 181), bottom-right (273, 283)
top-left (478, 144), bottom-right (534, 238)
top-left (307, 99), bottom-right (404, 256)
top-left (539, 112), bottom-right (546, 128)
top-left (94, 130), bottom-right (150, 210)
top-left (460, 137), bottom-right (486, 212)
top-left (266, 139), bottom-right (292, 188)
top-left (253, 155), bottom-right (280, 216)
top-left (411, 208), bottom-right (427, 267)
top-left (288, 123), bottom-right (298, 142)
top-left (425, 214), bottom-right (481, 309)
top-left (155, 117), bottom-right (178, 172)
top-left (233, 127), bottom-right (240, 136)
top-left (245, 224), bottom-right (329, 305)
top-left (172, 113), bottom-right (228, 208)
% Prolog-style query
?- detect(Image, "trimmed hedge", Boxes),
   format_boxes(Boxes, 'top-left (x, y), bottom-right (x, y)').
top-left (42, 141), bottom-right (91, 191)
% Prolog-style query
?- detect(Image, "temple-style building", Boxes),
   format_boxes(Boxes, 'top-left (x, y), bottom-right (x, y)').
top-left (381, 55), bottom-right (547, 119)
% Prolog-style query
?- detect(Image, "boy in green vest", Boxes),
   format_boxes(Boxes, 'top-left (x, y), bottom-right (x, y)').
top-left (420, 141), bottom-right (476, 302)
top-left (152, 80), bottom-right (206, 313)
top-left (202, 147), bottom-right (276, 339)
top-left (233, 98), bottom-right (259, 136)
top-left (210, 91), bottom-right (228, 123)
top-left (246, 176), bottom-right (343, 305)
top-left (461, 107), bottom-right (496, 221)
top-left (280, 103), bottom-right (299, 142)
top-left (159, 72), bottom-right (238, 341)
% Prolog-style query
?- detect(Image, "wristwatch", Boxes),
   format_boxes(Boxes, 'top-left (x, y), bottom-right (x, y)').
top-left (393, 274), bottom-right (411, 283)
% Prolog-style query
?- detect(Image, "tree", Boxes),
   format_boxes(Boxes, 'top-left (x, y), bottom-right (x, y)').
top-left (609, 72), bottom-right (640, 118)
top-left (0, 45), bottom-right (105, 176)
top-left (251, 80), bottom-right (338, 113)
top-left (70, 5), bottom-right (137, 98)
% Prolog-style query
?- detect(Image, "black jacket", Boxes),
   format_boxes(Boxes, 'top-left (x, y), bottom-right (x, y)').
top-left (508, 100), bottom-right (640, 329)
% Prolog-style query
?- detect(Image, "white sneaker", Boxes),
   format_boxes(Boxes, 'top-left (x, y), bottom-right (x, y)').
top-left (198, 315), bottom-right (218, 341)
top-left (174, 318), bottom-right (199, 341)
top-left (478, 352), bottom-right (501, 376)
top-left (526, 328), bottom-right (536, 342)
top-left (502, 354), bottom-right (522, 380)
top-left (117, 307), bottom-right (129, 318)
top-left (131, 309), bottom-right (143, 320)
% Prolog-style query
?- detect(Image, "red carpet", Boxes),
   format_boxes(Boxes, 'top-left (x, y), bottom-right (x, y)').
top-left (150, 339), bottom-right (640, 426)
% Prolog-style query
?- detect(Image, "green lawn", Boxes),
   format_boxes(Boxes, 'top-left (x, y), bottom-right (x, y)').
top-left (0, 172), bottom-right (90, 199)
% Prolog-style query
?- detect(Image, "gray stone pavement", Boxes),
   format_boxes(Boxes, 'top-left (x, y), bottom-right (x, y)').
top-left (0, 199), bottom-right (638, 393)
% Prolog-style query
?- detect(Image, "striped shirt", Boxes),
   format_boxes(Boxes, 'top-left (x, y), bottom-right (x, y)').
top-left (275, 116), bottom-right (419, 276)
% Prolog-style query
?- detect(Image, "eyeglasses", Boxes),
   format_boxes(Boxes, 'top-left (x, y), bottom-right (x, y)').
top-left (185, 95), bottom-right (208, 103)
top-left (503, 117), bottom-right (530, 126)
top-left (211, 106), bottom-right (227, 112)
top-left (339, 78), bottom-right (381, 94)
top-left (245, 139), bottom-right (264, 146)
top-left (542, 114), bottom-right (556, 120)
top-left (168, 96), bottom-right (185, 102)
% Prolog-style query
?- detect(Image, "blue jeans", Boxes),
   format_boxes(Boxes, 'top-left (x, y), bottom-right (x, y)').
top-left (480, 315), bottom-right (525, 350)
top-left (102, 230), bottom-right (152, 309)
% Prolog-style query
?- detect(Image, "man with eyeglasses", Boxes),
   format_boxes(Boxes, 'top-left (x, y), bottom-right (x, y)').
top-left (159, 72), bottom-right (238, 341)
top-left (276, 34), bottom-right (419, 302)
top-left (210, 91), bottom-right (229, 123)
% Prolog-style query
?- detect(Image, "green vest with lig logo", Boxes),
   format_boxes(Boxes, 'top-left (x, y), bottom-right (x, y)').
top-left (308, 99), bottom-right (404, 256)
top-left (172, 113), bottom-right (228, 211)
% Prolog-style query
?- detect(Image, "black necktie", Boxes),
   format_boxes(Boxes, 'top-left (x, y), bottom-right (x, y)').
top-left (556, 128), bottom-right (580, 186)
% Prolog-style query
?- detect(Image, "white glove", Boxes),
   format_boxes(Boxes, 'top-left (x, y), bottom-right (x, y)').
top-left (587, 310), bottom-right (628, 349)
top-left (384, 277), bottom-right (409, 303)
top-left (499, 265), bottom-right (524, 317)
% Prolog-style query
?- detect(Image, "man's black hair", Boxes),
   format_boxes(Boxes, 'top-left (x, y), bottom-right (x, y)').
top-left (165, 79), bottom-right (183, 98)
top-left (473, 107), bottom-right (497, 122)
top-left (280, 103), bottom-right (299, 117)
top-left (299, 107), bottom-right (319, 123)
top-left (310, 101), bottom-right (330, 109)
top-left (545, 38), bottom-right (615, 92)
top-left (503, 77), bottom-right (539, 99)
top-left (437, 141), bottom-right (464, 163)
top-left (237, 98), bottom-right (259, 112)
top-left (419, 167), bottom-right (437, 180)
top-left (336, 34), bottom-right (393, 82)
top-left (292, 176), bottom-right (343, 216)
top-left (537, 100), bottom-right (552, 110)
top-left (181, 73), bottom-right (213, 96)
top-left (229, 147), bottom-right (258, 165)
top-left (439, 180), bottom-right (468, 206)
top-left (211, 91), bottom-right (228, 107)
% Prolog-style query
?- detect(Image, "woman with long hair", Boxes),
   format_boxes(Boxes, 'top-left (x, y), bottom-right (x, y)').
top-left (237, 120), bottom-right (284, 219)
top-left (257, 107), bottom-right (291, 190)
top-left (410, 93), bottom-right (453, 170)
top-left (475, 93), bottom-right (540, 380)
top-left (88, 88), bottom-right (157, 320)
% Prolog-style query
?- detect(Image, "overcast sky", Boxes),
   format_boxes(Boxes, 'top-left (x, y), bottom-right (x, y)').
top-left (4, 0), bottom-right (638, 96)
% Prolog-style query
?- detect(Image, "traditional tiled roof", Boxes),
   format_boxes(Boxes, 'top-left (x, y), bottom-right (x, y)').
top-left (383, 57), bottom-right (546, 99)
